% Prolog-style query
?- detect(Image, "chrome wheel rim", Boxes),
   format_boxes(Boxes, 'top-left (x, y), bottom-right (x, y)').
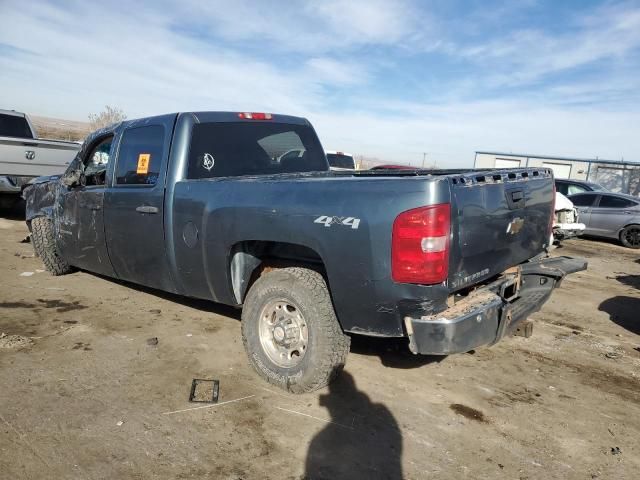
top-left (258, 299), bottom-right (308, 368)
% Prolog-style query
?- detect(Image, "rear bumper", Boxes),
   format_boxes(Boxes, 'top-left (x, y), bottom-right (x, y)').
top-left (0, 175), bottom-right (33, 193)
top-left (404, 256), bottom-right (587, 355)
top-left (553, 223), bottom-right (585, 240)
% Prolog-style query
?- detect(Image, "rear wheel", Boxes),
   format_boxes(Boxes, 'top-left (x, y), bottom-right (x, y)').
top-left (31, 216), bottom-right (74, 275)
top-left (620, 225), bottom-right (640, 249)
top-left (241, 267), bottom-right (350, 393)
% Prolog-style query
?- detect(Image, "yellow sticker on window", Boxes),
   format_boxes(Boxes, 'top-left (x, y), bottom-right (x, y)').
top-left (137, 153), bottom-right (151, 174)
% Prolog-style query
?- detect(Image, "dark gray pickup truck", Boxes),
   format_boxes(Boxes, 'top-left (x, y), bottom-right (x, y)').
top-left (24, 111), bottom-right (586, 392)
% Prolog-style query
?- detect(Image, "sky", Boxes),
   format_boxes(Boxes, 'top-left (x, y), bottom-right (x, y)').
top-left (1, 0), bottom-right (640, 167)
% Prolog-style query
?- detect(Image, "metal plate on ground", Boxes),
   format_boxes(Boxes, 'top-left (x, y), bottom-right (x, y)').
top-left (189, 379), bottom-right (220, 403)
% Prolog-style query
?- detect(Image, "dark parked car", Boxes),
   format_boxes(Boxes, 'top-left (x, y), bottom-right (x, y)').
top-left (555, 178), bottom-right (607, 196)
top-left (569, 192), bottom-right (640, 248)
top-left (24, 111), bottom-right (585, 392)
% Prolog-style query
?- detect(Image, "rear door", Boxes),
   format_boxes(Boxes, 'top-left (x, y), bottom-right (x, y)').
top-left (587, 194), bottom-right (639, 237)
top-left (104, 114), bottom-right (177, 292)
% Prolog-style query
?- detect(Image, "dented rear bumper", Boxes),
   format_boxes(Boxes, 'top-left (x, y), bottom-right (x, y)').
top-left (404, 256), bottom-right (587, 355)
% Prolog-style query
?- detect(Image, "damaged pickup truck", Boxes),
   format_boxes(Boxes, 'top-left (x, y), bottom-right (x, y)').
top-left (24, 111), bottom-right (587, 393)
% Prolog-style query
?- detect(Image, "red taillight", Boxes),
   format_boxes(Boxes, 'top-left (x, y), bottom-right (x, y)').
top-left (392, 204), bottom-right (451, 284)
top-left (238, 112), bottom-right (272, 120)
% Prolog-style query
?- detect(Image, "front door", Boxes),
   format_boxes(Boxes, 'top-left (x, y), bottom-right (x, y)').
top-left (569, 194), bottom-right (598, 234)
top-left (104, 115), bottom-right (177, 292)
top-left (57, 134), bottom-right (116, 277)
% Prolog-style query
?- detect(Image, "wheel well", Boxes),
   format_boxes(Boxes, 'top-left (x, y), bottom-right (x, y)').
top-left (229, 241), bottom-right (325, 304)
top-left (619, 223), bottom-right (640, 233)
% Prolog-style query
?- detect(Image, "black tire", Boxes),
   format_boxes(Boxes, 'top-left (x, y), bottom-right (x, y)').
top-left (30, 216), bottom-right (74, 275)
top-left (241, 267), bottom-right (350, 393)
top-left (620, 224), bottom-right (640, 249)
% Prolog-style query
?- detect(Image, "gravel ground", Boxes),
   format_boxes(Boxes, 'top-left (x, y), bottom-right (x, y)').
top-left (0, 215), bottom-right (639, 479)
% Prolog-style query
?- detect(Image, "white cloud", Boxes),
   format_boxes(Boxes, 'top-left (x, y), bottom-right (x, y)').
top-left (305, 57), bottom-right (367, 86)
top-left (453, 2), bottom-right (640, 87)
top-left (0, 0), bottom-right (639, 167)
top-left (174, 0), bottom-right (420, 52)
top-left (312, 100), bottom-right (640, 167)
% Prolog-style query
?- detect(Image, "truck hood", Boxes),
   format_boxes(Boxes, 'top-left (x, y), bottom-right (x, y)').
top-left (29, 174), bottom-right (61, 185)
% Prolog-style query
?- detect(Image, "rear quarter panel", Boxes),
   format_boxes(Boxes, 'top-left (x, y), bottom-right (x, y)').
top-left (171, 174), bottom-right (451, 336)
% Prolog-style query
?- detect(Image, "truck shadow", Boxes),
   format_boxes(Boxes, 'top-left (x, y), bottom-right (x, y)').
top-left (0, 196), bottom-right (26, 220)
top-left (349, 335), bottom-right (445, 369)
top-left (599, 295), bottom-right (640, 335)
top-left (88, 272), bottom-right (442, 365)
top-left (305, 369), bottom-right (403, 480)
top-left (88, 272), bottom-right (242, 320)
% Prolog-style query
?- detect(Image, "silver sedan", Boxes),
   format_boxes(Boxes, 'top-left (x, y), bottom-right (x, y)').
top-left (569, 192), bottom-right (640, 248)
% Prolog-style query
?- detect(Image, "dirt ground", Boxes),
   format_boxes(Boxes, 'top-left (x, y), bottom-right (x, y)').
top-left (1, 214), bottom-right (639, 480)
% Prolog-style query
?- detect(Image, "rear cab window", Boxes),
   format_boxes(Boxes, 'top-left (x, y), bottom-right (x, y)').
top-left (115, 125), bottom-right (165, 186)
top-left (0, 113), bottom-right (33, 138)
top-left (187, 122), bottom-right (328, 179)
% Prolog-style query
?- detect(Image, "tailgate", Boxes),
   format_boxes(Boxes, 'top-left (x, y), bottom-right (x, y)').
top-left (0, 137), bottom-right (79, 177)
top-left (448, 168), bottom-right (554, 292)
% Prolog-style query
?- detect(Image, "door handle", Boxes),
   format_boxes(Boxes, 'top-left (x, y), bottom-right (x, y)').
top-left (136, 206), bottom-right (158, 214)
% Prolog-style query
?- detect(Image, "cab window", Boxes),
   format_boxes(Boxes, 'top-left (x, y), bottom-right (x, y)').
top-left (187, 122), bottom-right (327, 179)
top-left (83, 135), bottom-right (113, 186)
top-left (115, 125), bottom-right (165, 185)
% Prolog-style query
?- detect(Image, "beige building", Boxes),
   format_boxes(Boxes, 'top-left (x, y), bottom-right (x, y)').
top-left (474, 151), bottom-right (640, 196)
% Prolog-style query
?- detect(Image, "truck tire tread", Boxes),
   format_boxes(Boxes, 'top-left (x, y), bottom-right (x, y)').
top-left (241, 267), bottom-right (350, 393)
top-left (31, 216), bottom-right (73, 275)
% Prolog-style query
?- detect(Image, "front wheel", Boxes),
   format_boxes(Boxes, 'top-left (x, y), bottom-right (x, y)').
top-left (30, 216), bottom-right (74, 275)
top-left (241, 267), bottom-right (350, 393)
top-left (620, 225), bottom-right (640, 249)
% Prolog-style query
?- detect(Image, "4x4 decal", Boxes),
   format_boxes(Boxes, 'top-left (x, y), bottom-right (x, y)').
top-left (314, 215), bottom-right (361, 230)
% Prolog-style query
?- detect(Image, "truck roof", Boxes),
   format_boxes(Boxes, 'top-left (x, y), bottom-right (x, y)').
top-left (0, 109), bottom-right (26, 118)
top-left (189, 111), bottom-right (310, 126)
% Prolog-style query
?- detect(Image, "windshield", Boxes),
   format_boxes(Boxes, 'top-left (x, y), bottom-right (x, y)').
top-left (589, 183), bottom-right (607, 192)
top-left (327, 153), bottom-right (355, 169)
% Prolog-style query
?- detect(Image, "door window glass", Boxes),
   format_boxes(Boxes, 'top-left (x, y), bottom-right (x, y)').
top-left (598, 195), bottom-right (637, 208)
top-left (555, 182), bottom-right (568, 195)
top-left (567, 184), bottom-right (587, 195)
top-left (83, 136), bottom-right (113, 186)
top-left (569, 194), bottom-right (597, 207)
top-left (115, 125), bottom-right (165, 185)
